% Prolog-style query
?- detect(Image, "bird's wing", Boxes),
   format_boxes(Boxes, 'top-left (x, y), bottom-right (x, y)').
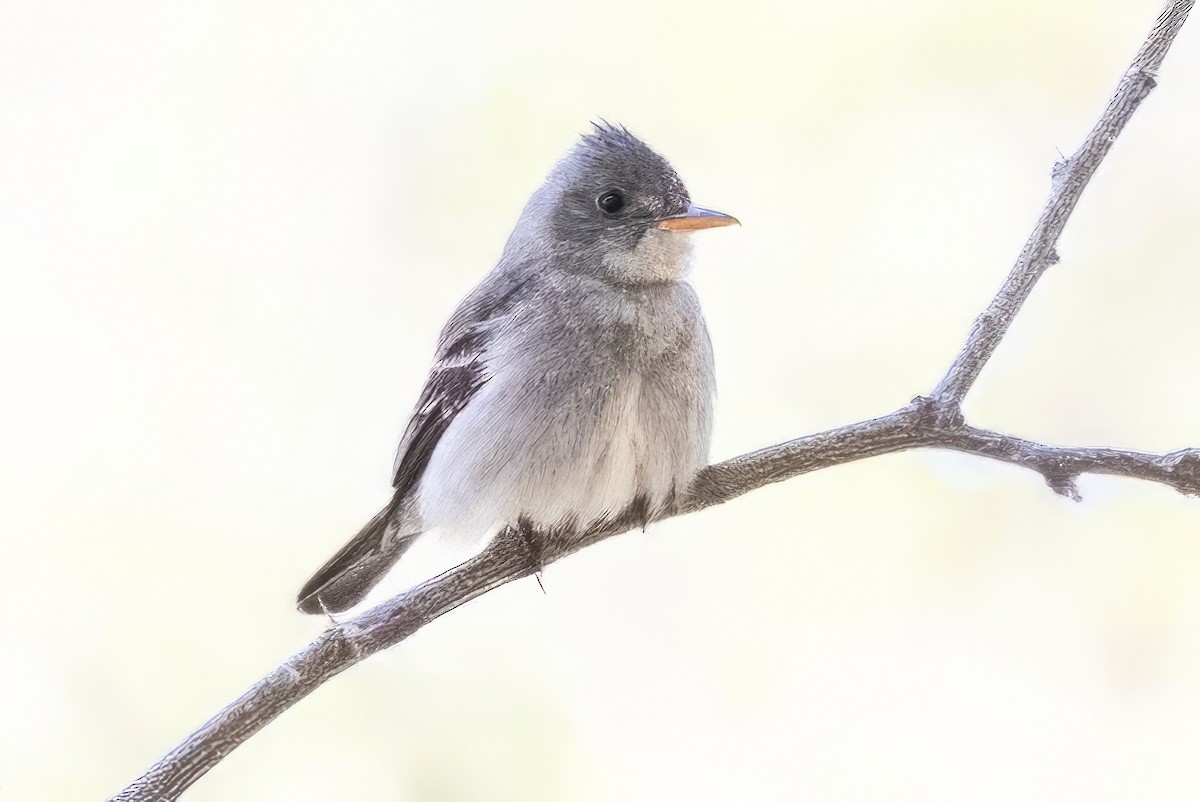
top-left (296, 347), bottom-right (485, 614)
top-left (391, 272), bottom-right (538, 497)
top-left (390, 327), bottom-right (489, 497)
top-left (296, 274), bottom-right (537, 614)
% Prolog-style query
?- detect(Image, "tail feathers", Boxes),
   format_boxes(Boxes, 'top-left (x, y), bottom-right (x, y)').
top-left (297, 496), bottom-right (421, 614)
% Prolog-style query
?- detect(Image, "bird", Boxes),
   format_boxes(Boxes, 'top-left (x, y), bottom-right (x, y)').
top-left (297, 122), bottom-right (738, 614)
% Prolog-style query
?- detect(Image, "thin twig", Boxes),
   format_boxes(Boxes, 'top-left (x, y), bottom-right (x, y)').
top-left (930, 0), bottom-right (1195, 409)
top-left (108, 2), bottom-right (1196, 799)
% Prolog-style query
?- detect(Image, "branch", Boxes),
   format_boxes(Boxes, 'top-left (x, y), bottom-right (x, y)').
top-left (929, 0), bottom-right (1195, 409)
top-left (109, 2), bottom-right (1196, 799)
top-left (109, 406), bottom-right (1200, 802)
top-left (111, 403), bottom-right (1200, 802)
top-left (685, 400), bottom-right (1200, 510)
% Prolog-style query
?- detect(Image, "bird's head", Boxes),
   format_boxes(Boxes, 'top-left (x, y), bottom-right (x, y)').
top-left (507, 122), bottom-right (738, 286)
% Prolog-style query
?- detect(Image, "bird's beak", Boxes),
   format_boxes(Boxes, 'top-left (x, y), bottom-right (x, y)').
top-left (656, 204), bottom-right (741, 232)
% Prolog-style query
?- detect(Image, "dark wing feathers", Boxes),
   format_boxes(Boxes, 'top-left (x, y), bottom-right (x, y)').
top-left (391, 335), bottom-right (488, 496)
top-left (295, 500), bottom-right (402, 613)
top-left (390, 274), bottom-right (537, 497)
top-left (294, 327), bottom-right (489, 614)
top-left (295, 274), bottom-right (538, 613)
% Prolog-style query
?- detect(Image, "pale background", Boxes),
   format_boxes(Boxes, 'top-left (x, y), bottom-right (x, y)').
top-left (2, 1), bottom-right (1199, 800)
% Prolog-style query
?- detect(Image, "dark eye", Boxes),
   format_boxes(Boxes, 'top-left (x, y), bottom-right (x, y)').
top-left (596, 190), bottom-right (626, 216)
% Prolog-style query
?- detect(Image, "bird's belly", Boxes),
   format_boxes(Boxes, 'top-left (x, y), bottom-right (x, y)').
top-left (416, 370), bottom-right (704, 541)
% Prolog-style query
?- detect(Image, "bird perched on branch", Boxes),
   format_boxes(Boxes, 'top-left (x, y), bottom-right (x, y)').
top-left (297, 122), bottom-right (738, 614)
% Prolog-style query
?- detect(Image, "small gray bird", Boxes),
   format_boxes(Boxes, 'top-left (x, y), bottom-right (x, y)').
top-left (297, 123), bottom-right (737, 614)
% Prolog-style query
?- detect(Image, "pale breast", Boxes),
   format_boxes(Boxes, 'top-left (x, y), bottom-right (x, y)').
top-left (416, 276), bottom-right (714, 542)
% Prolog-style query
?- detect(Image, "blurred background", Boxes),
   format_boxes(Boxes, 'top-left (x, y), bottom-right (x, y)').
top-left (2, 0), bottom-right (1199, 799)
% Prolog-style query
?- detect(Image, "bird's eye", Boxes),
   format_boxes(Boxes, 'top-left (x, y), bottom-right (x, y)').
top-left (596, 190), bottom-right (626, 216)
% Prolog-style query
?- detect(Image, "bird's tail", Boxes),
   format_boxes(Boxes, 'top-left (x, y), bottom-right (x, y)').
top-left (296, 494), bottom-right (422, 614)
